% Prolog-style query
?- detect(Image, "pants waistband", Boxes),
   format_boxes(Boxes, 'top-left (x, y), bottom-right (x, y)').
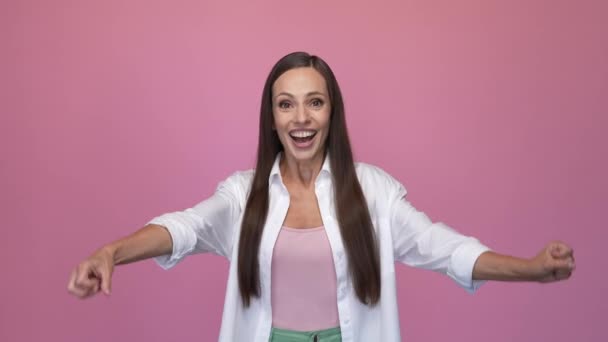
top-left (269, 326), bottom-right (341, 342)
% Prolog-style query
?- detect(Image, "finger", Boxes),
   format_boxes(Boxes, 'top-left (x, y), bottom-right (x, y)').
top-left (553, 258), bottom-right (575, 272)
top-left (572, 255), bottom-right (576, 266)
top-left (70, 281), bottom-right (91, 298)
top-left (84, 279), bottom-right (101, 298)
top-left (95, 265), bottom-right (112, 295)
top-left (67, 269), bottom-right (82, 295)
top-left (75, 265), bottom-right (98, 291)
top-left (91, 277), bottom-right (101, 293)
top-left (69, 267), bottom-right (100, 298)
top-left (75, 274), bottom-right (97, 291)
top-left (550, 244), bottom-right (561, 257)
top-left (73, 267), bottom-right (91, 292)
top-left (67, 269), bottom-right (77, 291)
top-left (554, 269), bottom-right (570, 281)
top-left (570, 257), bottom-right (576, 271)
top-left (552, 243), bottom-right (573, 258)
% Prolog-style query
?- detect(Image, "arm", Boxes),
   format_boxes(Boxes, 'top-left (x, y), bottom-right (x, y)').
top-left (105, 224), bottom-right (173, 265)
top-left (472, 242), bottom-right (575, 283)
top-left (67, 224), bottom-right (173, 298)
top-left (67, 171), bottom-right (244, 299)
top-left (386, 176), bottom-right (491, 293)
top-left (391, 197), bottom-right (492, 293)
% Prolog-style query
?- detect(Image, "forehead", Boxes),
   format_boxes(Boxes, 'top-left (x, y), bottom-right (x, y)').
top-left (272, 67), bottom-right (327, 96)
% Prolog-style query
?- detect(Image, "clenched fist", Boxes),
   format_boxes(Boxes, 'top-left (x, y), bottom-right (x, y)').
top-left (67, 247), bottom-right (115, 299)
top-left (530, 241), bottom-right (575, 283)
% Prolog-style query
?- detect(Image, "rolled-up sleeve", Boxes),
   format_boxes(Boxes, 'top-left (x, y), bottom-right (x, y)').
top-left (389, 182), bottom-right (492, 294)
top-left (146, 176), bottom-right (241, 270)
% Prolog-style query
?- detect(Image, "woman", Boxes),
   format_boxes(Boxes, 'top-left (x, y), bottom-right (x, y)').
top-left (67, 52), bottom-right (575, 342)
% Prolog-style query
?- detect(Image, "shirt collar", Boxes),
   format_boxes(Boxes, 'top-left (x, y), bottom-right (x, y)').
top-left (269, 150), bottom-right (332, 184)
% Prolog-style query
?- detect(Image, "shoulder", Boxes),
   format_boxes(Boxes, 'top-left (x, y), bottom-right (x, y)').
top-left (354, 161), bottom-right (408, 196)
top-left (353, 162), bottom-right (408, 216)
top-left (221, 169), bottom-right (255, 188)
top-left (216, 168), bottom-right (255, 206)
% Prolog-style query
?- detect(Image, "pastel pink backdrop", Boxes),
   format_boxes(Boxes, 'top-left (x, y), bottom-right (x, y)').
top-left (1, 1), bottom-right (606, 341)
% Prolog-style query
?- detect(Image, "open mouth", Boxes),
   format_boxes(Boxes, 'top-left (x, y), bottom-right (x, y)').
top-left (289, 130), bottom-right (317, 146)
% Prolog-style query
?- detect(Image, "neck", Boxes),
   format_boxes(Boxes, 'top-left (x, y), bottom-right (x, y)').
top-left (279, 151), bottom-right (325, 189)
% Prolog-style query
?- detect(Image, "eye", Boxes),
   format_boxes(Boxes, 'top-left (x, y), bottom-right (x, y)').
top-left (278, 101), bottom-right (292, 109)
top-left (310, 98), bottom-right (324, 108)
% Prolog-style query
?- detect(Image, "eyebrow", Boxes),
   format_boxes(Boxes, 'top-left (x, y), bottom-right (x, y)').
top-left (274, 91), bottom-right (327, 100)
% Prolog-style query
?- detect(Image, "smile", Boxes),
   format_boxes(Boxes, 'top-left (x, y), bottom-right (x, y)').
top-left (289, 129), bottom-right (317, 147)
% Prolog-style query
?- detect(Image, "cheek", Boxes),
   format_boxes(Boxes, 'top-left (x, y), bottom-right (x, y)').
top-left (272, 117), bottom-right (289, 136)
top-left (271, 112), bottom-right (282, 130)
top-left (318, 114), bottom-right (331, 140)
top-left (320, 110), bottom-right (331, 130)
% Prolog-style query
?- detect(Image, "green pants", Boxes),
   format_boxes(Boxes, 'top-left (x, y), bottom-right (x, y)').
top-left (269, 326), bottom-right (341, 342)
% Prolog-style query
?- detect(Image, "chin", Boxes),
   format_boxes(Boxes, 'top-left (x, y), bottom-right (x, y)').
top-left (290, 147), bottom-right (323, 160)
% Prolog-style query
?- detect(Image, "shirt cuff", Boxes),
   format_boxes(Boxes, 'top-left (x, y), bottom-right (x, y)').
top-left (147, 215), bottom-right (197, 270)
top-left (447, 239), bottom-right (492, 294)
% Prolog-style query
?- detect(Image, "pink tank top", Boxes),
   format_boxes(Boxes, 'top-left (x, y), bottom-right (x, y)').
top-left (270, 225), bottom-right (340, 331)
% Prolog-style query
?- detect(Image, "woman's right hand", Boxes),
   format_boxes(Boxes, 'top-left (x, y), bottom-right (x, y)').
top-left (67, 246), bottom-right (115, 299)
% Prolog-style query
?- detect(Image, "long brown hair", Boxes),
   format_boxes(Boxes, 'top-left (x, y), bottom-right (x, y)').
top-left (237, 51), bottom-right (381, 307)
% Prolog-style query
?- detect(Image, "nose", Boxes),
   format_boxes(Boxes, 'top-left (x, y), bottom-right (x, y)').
top-left (295, 104), bottom-right (310, 124)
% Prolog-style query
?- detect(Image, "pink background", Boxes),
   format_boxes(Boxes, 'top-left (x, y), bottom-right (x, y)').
top-left (1, 0), bottom-right (606, 341)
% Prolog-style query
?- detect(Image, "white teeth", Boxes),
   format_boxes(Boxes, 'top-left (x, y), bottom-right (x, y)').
top-left (290, 130), bottom-right (316, 138)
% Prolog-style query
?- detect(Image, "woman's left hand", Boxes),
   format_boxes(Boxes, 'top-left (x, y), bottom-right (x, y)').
top-left (529, 241), bottom-right (575, 283)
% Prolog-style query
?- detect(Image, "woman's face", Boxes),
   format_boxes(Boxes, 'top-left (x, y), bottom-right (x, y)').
top-left (272, 67), bottom-right (331, 164)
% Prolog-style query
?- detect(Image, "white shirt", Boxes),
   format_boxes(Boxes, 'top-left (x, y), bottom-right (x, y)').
top-left (147, 152), bottom-right (492, 342)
